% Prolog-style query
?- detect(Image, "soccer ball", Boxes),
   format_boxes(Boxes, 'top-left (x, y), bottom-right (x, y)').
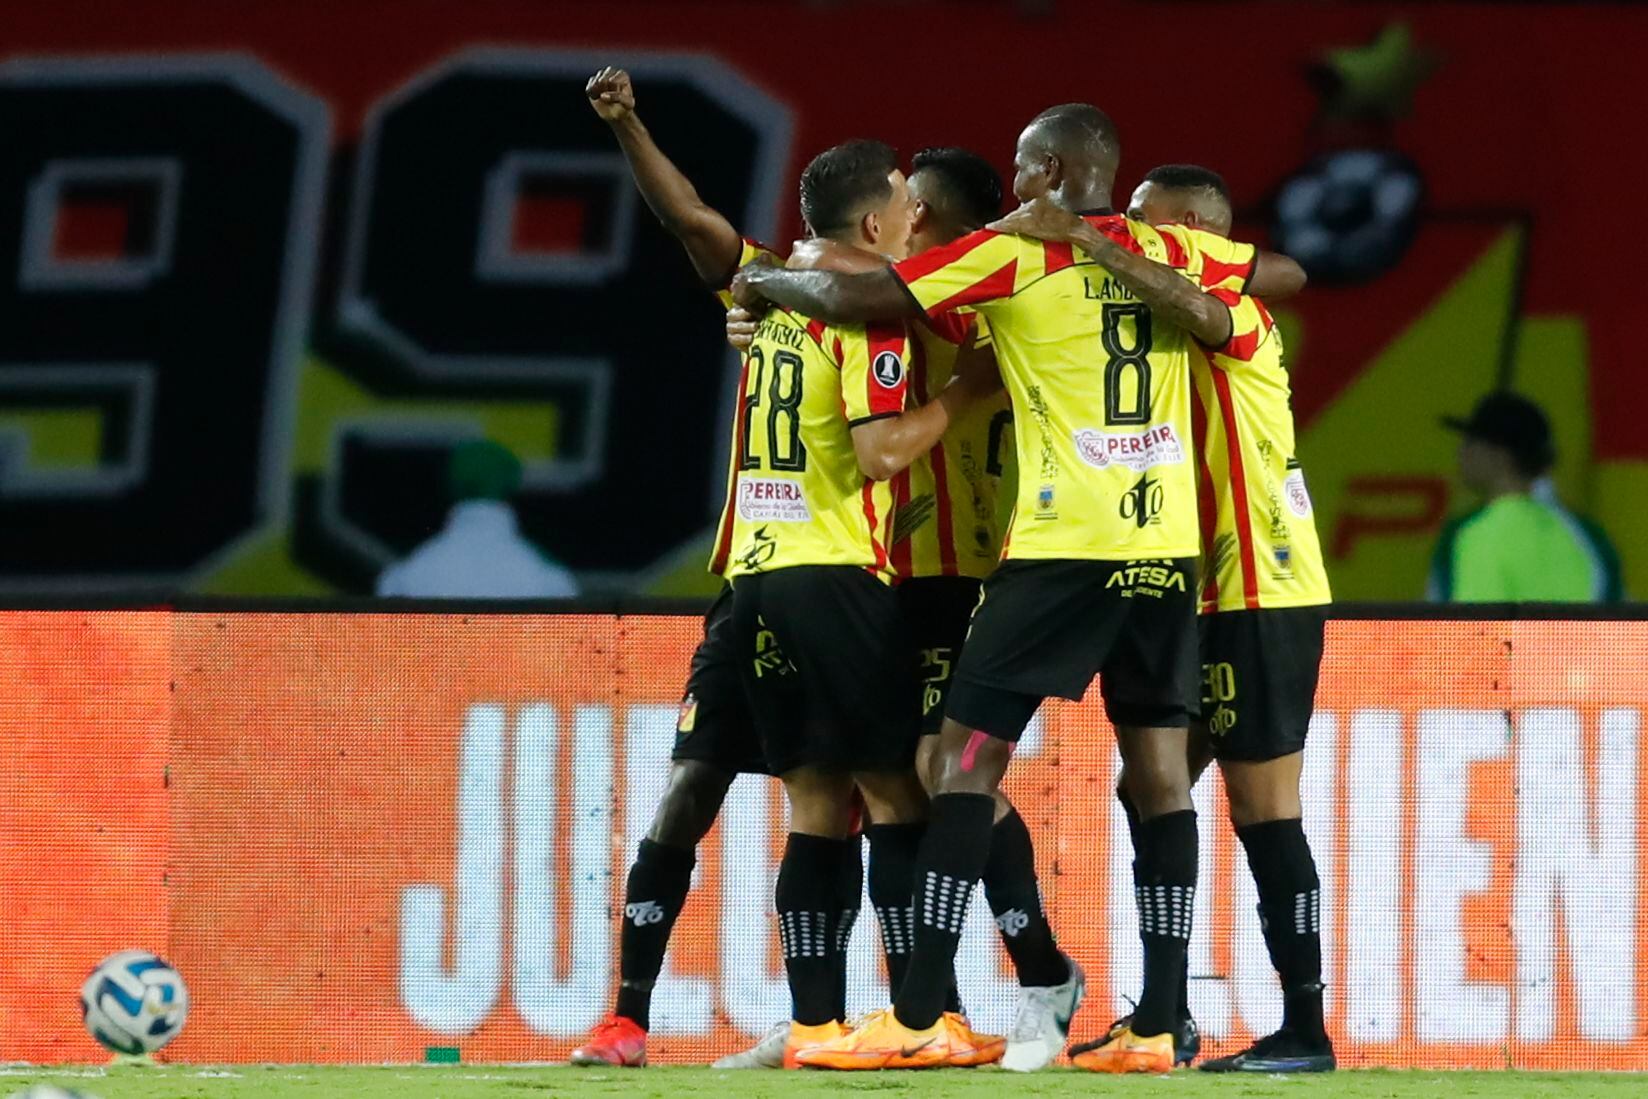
top-left (1270, 148), bottom-right (1423, 286)
top-left (79, 950), bottom-right (188, 1056)
top-left (7, 1087), bottom-right (103, 1099)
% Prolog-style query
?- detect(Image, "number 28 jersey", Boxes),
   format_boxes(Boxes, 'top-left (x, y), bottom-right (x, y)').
top-left (709, 305), bottom-right (912, 581)
top-left (892, 215), bottom-right (1255, 562)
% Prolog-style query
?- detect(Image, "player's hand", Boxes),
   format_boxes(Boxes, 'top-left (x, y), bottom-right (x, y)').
top-left (726, 306), bottom-right (759, 352)
top-left (987, 198), bottom-right (1084, 244)
top-left (729, 254), bottom-right (779, 309)
top-left (585, 67), bottom-right (636, 123)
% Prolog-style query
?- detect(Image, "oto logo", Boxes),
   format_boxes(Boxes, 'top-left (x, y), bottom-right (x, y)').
top-left (1119, 473), bottom-right (1164, 527)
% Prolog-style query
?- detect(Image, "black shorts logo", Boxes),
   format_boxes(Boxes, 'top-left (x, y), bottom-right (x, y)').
top-left (872, 350), bottom-right (905, 389)
top-left (1119, 473), bottom-right (1164, 527)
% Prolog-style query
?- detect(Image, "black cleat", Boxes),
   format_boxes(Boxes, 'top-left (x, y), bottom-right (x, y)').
top-left (1199, 1027), bottom-right (1336, 1073)
top-left (1101, 1011), bottom-right (1200, 1067)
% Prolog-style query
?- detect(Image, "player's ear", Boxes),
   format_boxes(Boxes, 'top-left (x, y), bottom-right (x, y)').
top-left (861, 208), bottom-right (882, 246)
top-left (910, 198), bottom-right (931, 235)
top-left (1182, 210), bottom-right (1201, 230)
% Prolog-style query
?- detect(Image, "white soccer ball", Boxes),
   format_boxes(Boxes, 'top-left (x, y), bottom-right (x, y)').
top-left (7, 1087), bottom-right (104, 1099)
top-left (79, 949), bottom-right (188, 1056)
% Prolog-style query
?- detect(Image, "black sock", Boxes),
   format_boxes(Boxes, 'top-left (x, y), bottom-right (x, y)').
top-left (777, 833), bottom-right (854, 1026)
top-left (1237, 818), bottom-right (1326, 1042)
top-left (1120, 788), bottom-right (1190, 1020)
top-left (614, 838), bottom-right (696, 1030)
top-left (893, 793), bottom-right (995, 1030)
top-left (829, 834), bottom-right (864, 1021)
top-left (983, 805), bottom-right (1066, 987)
top-left (866, 823), bottom-right (923, 997)
top-left (1131, 809), bottom-right (1197, 1038)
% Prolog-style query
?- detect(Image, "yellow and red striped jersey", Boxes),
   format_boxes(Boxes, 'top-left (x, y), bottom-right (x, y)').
top-left (710, 305), bottom-right (912, 581)
top-left (891, 215), bottom-right (1250, 562)
top-left (889, 312), bottom-right (1014, 580)
top-left (1189, 278), bottom-right (1331, 612)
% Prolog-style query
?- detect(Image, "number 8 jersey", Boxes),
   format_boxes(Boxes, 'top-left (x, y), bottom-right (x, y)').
top-left (710, 303), bottom-right (913, 581)
top-left (891, 214), bottom-right (1257, 562)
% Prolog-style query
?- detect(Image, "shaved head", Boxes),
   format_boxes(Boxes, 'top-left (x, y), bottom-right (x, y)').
top-left (1012, 102), bottom-right (1122, 210)
top-left (1023, 103), bottom-right (1121, 177)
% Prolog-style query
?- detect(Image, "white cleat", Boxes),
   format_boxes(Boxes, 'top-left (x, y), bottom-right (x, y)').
top-left (1002, 954), bottom-right (1086, 1072)
top-left (711, 1020), bottom-right (789, 1068)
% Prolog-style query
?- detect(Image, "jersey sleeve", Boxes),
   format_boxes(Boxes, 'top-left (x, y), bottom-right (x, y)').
top-left (1204, 290), bottom-right (1277, 369)
top-left (839, 322), bottom-right (913, 426)
top-left (714, 238), bottom-right (783, 310)
top-left (1151, 223), bottom-right (1259, 291)
top-left (891, 229), bottom-right (1028, 318)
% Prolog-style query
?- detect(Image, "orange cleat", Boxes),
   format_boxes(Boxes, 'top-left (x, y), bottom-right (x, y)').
top-left (1070, 1026), bottom-right (1175, 1074)
top-left (569, 1013), bottom-right (648, 1067)
top-left (794, 1008), bottom-right (1004, 1070)
top-left (940, 1012), bottom-right (1008, 1067)
top-left (783, 1020), bottom-right (848, 1068)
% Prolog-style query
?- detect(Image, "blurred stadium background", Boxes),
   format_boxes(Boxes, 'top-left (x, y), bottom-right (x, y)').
top-left (3, 0), bottom-right (1647, 1086)
top-left (1, 0), bottom-right (1642, 601)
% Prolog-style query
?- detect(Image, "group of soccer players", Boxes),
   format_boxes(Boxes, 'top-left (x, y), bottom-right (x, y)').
top-left (570, 65), bottom-right (1335, 1074)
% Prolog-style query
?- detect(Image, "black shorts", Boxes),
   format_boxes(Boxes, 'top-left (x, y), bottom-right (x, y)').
top-left (730, 566), bottom-right (921, 775)
top-left (899, 576), bottom-right (982, 735)
top-left (1197, 606), bottom-right (1327, 762)
top-left (671, 586), bottom-right (768, 775)
top-left (946, 558), bottom-right (1199, 740)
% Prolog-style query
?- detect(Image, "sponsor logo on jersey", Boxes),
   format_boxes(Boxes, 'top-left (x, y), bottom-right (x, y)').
top-left (1105, 560), bottom-right (1189, 596)
top-left (735, 526), bottom-right (779, 572)
top-left (737, 478), bottom-right (811, 522)
top-left (872, 350), bottom-right (906, 389)
top-left (1119, 473), bottom-right (1164, 527)
top-left (1073, 424), bottom-right (1185, 471)
top-left (1284, 468), bottom-right (1313, 517)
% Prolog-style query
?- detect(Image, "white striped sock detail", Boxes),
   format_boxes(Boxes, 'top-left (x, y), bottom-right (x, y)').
top-left (778, 909), bottom-right (831, 959)
top-left (920, 871), bottom-right (973, 935)
top-left (875, 905), bottom-right (915, 954)
top-left (1293, 888), bottom-right (1321, 935)
top-left (1134, 884), bottom-right (1195, 940)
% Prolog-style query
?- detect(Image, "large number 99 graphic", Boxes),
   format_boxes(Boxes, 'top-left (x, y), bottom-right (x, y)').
top-left (0, 50), bottom-right (790, 587)
top-left (0, 58), bottom-right (327, 581)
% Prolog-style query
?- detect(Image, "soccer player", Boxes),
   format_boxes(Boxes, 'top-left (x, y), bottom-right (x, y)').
top-left (826, 147), bottom-right (1085, 1071)
top-left (991, 166), bottom-right (1333, 1072)
top-left (719, 136), bottom-right (1009, 1068)
top-left (732, 104), bottom-right (1302, 1073)
top-left (571, 66), bottom-right (884, 1069)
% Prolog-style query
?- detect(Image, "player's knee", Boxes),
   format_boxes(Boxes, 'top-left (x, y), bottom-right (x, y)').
top-left (928, 720), bottom-right (1011, 796)
top-left (782, 768), bottom-right (856, 837)
top-left (1220, 754), bottom-right (1304, 829)
top-left (647, 761), bottom-right (733, 847)
top-left (855, 769), bottom-right (928, 824)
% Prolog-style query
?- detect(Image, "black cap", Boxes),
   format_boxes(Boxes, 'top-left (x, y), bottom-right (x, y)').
top-left (1442, 391), bottom-right (1555, 476)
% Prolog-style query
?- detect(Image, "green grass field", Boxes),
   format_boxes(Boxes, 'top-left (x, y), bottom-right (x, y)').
top-left (4, 1065), bottom-right (1646, 1099)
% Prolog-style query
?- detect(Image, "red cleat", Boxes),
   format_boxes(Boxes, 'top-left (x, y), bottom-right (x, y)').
top-left (570, 1014), bottom-right (648, 1067)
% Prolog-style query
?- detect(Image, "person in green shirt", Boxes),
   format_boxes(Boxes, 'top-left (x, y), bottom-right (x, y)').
top-left (1428, 392), bottom-right (1623, 602)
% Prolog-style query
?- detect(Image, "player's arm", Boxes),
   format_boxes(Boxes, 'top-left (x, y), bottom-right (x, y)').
top-left (852, 338), bottom-right (1003, 481)
top-left (586, 67), bottom-right (742, 285)
top-left (1249, 252), bottom-right (1307, 299)
top-left (732, 265), bottom-right (919, 324)
top-left (989, 200), bottom-right (1231, 346)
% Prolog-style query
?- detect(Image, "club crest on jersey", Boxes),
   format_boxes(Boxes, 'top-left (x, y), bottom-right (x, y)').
top-left (1284, 468), bottom-right (1313, 517)
top-left (1073, 425), bottom-right (1185, 472)
top-left (872, 350), bottom-right (906, 389)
